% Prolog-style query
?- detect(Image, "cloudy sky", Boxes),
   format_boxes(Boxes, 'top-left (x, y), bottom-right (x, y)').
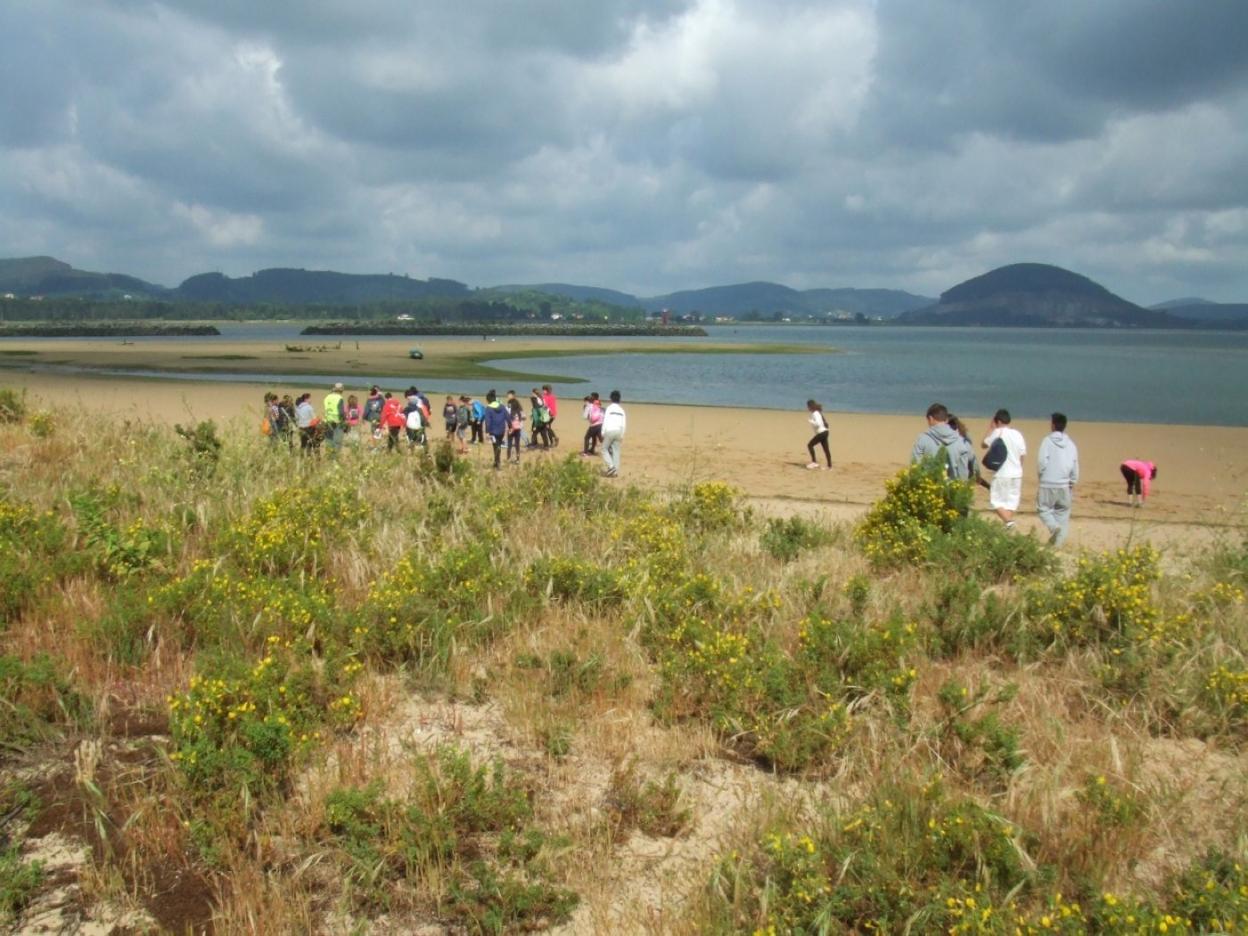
top-left (2, 0), bottom-right (1246, 303)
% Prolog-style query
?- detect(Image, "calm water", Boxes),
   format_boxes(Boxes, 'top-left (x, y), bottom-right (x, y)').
top-left (489, 326), bottom-right (1248, 426)
top-left (5, 324), bottom-right (1246, 425)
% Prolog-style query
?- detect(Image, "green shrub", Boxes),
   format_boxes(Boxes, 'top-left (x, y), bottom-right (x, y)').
top-left (927, 514), bottom-right (1055, 582)
top-left (228, 482), bottom-right (369, 575)
top-left (668, 481), bottom-right (749, 532)
top-left (0, 388), bottom-right (26, 424)
top-left (27, 410), bottom-right (54, 438)
top-left (0, 845), bottom-right (44, 922)
top-left (936, 680), bottom-right (1024, 786)
top-left (760, 515), bottom-right (834, 562)
top-left (316, 747), bottom-right (578, 929)
top-left (856, 459), bottom-right (973, 568)
top-left (709, 781), bottom-right (1030, 934)
top-left (1030, 545), bottom-right (1167, 649)
top-left (0, 653), bottom-right (90, 749)
top-left (525, 555), bottom-right (624, 603)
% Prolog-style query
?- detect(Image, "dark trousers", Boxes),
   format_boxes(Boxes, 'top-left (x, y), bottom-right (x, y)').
top-left (807, 431), bottom-right (831, 467)
top-left (507, 430), bottom-right (522, 460)
top-left (491, 434), bottom-right (504, 467)
top-left (1121, 464), bottom-right (1142, 495)
top-left (584, 424), bottom-right (602, 454)
top-left (470, 420), bottom-right (484, 443)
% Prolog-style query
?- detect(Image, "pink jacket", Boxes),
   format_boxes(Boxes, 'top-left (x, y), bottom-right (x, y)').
top-left (1122, 460), bottom-right (1156, 499)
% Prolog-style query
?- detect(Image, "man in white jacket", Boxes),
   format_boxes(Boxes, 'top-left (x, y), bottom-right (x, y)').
top-left (1036, 412), bottom-right (1079, 546)
top-left (600, 390), bottom-right (626, 478)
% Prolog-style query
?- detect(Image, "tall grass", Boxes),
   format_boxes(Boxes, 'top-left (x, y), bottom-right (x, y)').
top-left (0, 395), bottom-right (1245, 933)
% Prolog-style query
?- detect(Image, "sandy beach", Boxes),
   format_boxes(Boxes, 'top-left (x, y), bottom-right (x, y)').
top-left (5, 367), bottom-right (1244, 557)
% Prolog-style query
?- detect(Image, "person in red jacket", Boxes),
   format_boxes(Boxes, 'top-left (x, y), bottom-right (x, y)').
top-left (540, 384), bottom-right (559, 447)
top-left (379, 392), bottom-right (406, 452)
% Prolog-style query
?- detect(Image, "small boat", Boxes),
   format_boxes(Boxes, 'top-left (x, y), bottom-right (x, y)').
top-left (408, 348), bottom-right (424, 360)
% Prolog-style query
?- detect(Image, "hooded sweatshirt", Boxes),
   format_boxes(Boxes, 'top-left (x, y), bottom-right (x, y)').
top-left (1037, 432), bottom-right (1080, 488)
top-left (483, 399), bottom-right (510, 438)
top-left (911, 422), bottom-right (973, 481)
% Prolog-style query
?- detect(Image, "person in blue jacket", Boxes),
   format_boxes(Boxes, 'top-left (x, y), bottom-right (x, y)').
top-left (482, 389), bottom-right (510, 469)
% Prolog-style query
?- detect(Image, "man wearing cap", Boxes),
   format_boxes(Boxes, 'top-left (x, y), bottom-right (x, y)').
top-left (323, 382), bottom-right (346, 450)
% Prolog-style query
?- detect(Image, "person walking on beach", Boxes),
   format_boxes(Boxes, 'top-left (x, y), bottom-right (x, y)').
top-left (344, 394), bottom-right (362, 444)
top-left (277, 395), bottom-right (296, 450)
top-left (507, 398), bottom-right (525, 463)
top-left (482, 389), bottom-right (509, 469)
top-left (469, 395), bottom-right (485, 444)
top-left (363, 385), bottom-right (384, 428)
top-left (582, 393), bottom-right (603, 456)
top-left (600, 390), bottom-right (626, 478)
top-left (982, 409), bottom-right (1026, 529)
top-left (805, 400), bottom-right (831, 470)
top-left (1120, 459), bottom-right (1157, 507)
top-left (529, 391), bottom-right (553, 448)
top-left (947, 415), bottom-right (981, 486)
top-left (1036, 413), bottom-right (1079, 546)
top-left (323, 382), bottom-right (346, 450)
top-left (295, 392), bottom-right (319, 454)
top-left (911, 403), bottom-right (973, 480)
top-left (380, 392), bottom-right (405, 452)
top-left (541, 385), bottom-right (560, 447)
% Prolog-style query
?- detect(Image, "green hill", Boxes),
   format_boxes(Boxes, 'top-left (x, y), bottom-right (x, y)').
top-left (0, 256), bottom-right (165, 298)
top-left (174, 268), bottom-right (470, 304)
top-left (899, 263), bottom-right (1181, 328)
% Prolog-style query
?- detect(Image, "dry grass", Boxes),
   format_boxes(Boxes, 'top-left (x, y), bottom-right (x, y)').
top-left (1, 408), bottom-right (1247, 933)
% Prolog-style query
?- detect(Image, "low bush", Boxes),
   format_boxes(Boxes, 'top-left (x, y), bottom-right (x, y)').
top-left (0, 388), bottom-right (26, 424)
top-left (315, 746), bottom-right (578, 929)
top-left (759, 514), bottom-right (834, 562)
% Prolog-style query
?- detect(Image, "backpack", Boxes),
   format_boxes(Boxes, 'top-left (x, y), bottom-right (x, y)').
top-left (982, 436), bottom-right (1008, 473)
top-left (406, 409), bottom-right (423, 430)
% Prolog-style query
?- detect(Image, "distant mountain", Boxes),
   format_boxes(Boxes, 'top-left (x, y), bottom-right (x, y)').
top-left (1151, 297), bottom-right (1215, 310)
top-left (1159, 302), bottom-right (1248, 324)
top-left (174, 268), bottom-right (470, 304)
top-left (642, 281), bottom-right (933, 319)
top-left (0, 256), bottom-right (166, 298)
top-left (487, 283), bottom-right (642, 308)
top-left (899, 263), bottom-right (1181, 328)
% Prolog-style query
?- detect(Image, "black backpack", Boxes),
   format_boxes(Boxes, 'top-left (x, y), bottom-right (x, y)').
top-left (982, 437), bottom-right (1008, 473)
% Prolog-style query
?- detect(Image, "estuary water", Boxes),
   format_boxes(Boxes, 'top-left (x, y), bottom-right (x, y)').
top-left (483, 325), bottom-right (1248, 427)
top-left (5, 323), bottom-right (1246, 426)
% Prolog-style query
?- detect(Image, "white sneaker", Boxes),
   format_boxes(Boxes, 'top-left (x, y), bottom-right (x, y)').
top-left (806, 462), bottom-right (820, 470)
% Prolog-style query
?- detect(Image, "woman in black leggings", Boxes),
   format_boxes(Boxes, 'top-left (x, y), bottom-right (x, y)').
top-left (805, 399), bottom-right (831, 469)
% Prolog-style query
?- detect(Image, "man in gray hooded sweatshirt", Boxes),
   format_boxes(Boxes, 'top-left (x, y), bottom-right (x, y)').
top-left (911, 402), bottom-right (974, 481)
top-left (1035, 412), bottom-right (1079, 546)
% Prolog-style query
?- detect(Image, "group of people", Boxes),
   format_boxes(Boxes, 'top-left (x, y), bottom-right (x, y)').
top-left (907, 402), bottom-right (1154, 546)
top-left (262, 381), bottom-right (628, 476)
top-left (804, 398), bottom-right (1158, 547)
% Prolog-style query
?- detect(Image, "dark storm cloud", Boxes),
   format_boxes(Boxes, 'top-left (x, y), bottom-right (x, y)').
top-left (1, 0), bottom-right (1246, 301)
top-left (867, 0), bottom-right (1248, 146)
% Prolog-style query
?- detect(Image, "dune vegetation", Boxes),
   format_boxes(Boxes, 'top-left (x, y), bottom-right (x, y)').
top-left (1, 384), bottom-right (1246, 934)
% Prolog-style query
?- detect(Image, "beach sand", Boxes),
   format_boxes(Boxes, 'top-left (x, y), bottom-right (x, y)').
top-left (4, 369), bottom-right (1245, 556)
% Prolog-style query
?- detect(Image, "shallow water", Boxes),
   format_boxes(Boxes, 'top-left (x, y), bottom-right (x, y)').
top-left (4, 324), bottom-right (1246, 425)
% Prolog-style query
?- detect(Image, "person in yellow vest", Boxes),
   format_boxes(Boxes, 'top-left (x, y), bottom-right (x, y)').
top-left (323, 382), bottom-right (346, 450)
